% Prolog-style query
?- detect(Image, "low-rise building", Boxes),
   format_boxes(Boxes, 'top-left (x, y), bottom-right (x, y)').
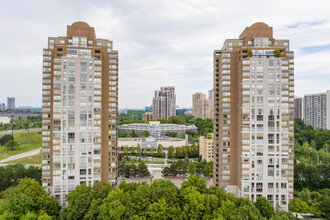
top-left (118, 121), bottom-right (197, 137)
top-left (118, 136), bottom-right (187, 152)
top-left (0, 117), bottom-right (11, 124)
top-left (199, 134), bottom-right (213, 162)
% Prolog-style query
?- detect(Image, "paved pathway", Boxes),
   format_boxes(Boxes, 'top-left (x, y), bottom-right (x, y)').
top-left (0, 128), bottom-right (41, 135)
top-left (0, 147), bottom-right (41, 163)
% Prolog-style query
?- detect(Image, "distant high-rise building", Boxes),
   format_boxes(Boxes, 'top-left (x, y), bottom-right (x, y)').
top-left (0, 103), bottom-right (5, 111)
top-left (294, 97), bottom-right (303, 119)
top-left (209, 89), bottom-right (214, 119)
top-left (152, 87), bottom-right (176, 119)
top-left (7, 97), bottom-right (15, 109)
top-left (304, 91), bottom-right (330, 129)
top-left (192, 92), bottom-right (212, 119)
top-left (42, 21), bottom-right (119, 204)
top-left (213, 22), bottom-right (294, 210)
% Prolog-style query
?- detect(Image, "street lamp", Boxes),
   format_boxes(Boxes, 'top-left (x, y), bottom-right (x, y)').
top-left (27, 109), bottom-right (30, 132)
top-left (11, 115), bottom-right (15, 151)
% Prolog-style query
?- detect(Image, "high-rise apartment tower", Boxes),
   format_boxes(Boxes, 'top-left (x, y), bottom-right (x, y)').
top-left (152, 87), bottom-right (176, 119)
top-left (192, 92), bottom-right (212, 119)
top-left (42, 22), bottom-right (119, 204)
top-left (304, 91), bottom-right (330, 129)
top-left (213, 22), bottom-right (294, 210)
top-left (7, 97), bottom-right (15, 109)
top-left (294, 97), bottom-right (303, 119)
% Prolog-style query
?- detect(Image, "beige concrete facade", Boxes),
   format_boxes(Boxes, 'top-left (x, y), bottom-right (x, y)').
top-left (199, 135), bottom-right (214, 162)
top-left (213, 22), bottom-right (294, 210)
top-left (192, 92), bottom-right (212, 119)
top-left (142, 112), bottom-right (152, 121)
top-left (152, 87), bottom-right (176, 119)
top-left (42, 21), bottom-right (118, 204)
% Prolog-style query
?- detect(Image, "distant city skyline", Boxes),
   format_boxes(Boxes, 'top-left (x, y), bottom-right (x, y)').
top-left (1, 0), bottom-right (330, 108)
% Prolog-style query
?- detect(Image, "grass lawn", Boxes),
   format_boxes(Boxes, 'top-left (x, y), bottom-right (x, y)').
top-left (0, 131), bottom-right (42, 161)
top-left (2, 153), bottom-right (41, 165)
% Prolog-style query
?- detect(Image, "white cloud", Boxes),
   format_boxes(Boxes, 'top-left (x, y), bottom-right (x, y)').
top-left (0, 0), bottom-right (329, 108)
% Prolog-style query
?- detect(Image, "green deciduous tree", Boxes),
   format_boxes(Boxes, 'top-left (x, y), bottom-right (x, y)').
top-left (141, 130), bottom-right (149, 138)
top-left (0, 178), bottom-right (60, 219)
top-left (254, 197), bottom-right (274, 218)
top-left (5, 140), bottom-right (19, 150)
top-left (168, 146), bottom-right (174, 159)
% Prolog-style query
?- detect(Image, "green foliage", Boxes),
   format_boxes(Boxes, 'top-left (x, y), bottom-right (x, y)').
top-left (0, 134), bottom-right (12, 146)
top-left (118, 110), bottom-right (145, 125)
top-left (174, 145), bottom-right (199, 158)
top-left (162, 160), bottom-right (213, 177)
top-left (5, 140), bottom-right (19, 150)
top-left (165, 131), bottom-right (177, 138)
top-left (2, 176), bottom-right (301, 219)
top-left (247, 49), bottom-right (253, 57)
top-left (254, 197), bottom-right (274, 218)
top-left (167, 146), bottom-right (175, 158)
top-left (294, 118), bottom-right (330, 150)
top-left (0, 178), bottom-right (60, 219)
top-left (0, 131), bottom-right (42, 161)
top-left (118, 160), bottom-right (150, 178)
top-left (0, 164), bottom-right (41, 192)
top-left (118, 132), bottom-right (132, 138)
top-left (60, 181), bottom-right (113, 220)
top-left (157, 144), bottom-right (164, 157)
top-left (273, 49), bottom-right (281, 57)
top-left (141, 130), bottom-right (149, 138)
top-left (0, 117), bottom-right (42, 131)
top-left (289, 198), bottom-right (310, 213)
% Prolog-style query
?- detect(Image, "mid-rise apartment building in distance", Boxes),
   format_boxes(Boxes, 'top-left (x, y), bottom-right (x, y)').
top-left (192, 92), bottom-right (212, 119)
top-left (213, 22), bottom-right (294, 210)
top-left (152, 86), bottom-right (176, 119)
top-left (7, 97), bottom-right (15, 109)
top-left (294, 97), bottom-right (303, 119)
top-left (304, 91), bottom-right (330, 129)
top-left (199, 134), bottom-right (214, 162)
top-left (42, 21), bottom-right (119, 204)
top-left (0, 103), bottom-right (5, 111)
top-left (209, 89), bottom-right (214, 119)
top-left (119, 121), bottom-right (197, 137)
top-left (142, 112), bottom-right (153, 121)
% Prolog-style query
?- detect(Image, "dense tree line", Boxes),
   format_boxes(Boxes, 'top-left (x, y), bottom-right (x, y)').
top-left (294, 118), bottom-right (330, 192)
top-left (168, 145), bottom-right (199, 158)
top-left (120, 144), bottom-right (166, 158)
top-left (118, 110), bottom-right (146, 125)
top-left (294, 118), bottom-right (330, 150)
top-left (0, 164), bottom-right (41, 192)
top-left (0, 176), bottom-right (296, 219)
top-left (292, 118), bottom-right (330, 217)
top-left (0, 178), bottom-right (61, 219)
top-left (0, 117), bottom-right (42, 131)
top-left (162, 160), bottom-right (213, 177)
top-left (290, 188), bottom-right (330, 218)
top-left (118, 160), bottom-right (150, 178)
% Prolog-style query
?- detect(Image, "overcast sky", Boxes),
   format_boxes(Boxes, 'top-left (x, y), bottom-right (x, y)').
top-left (0, 0), bottom-right (329, 109)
